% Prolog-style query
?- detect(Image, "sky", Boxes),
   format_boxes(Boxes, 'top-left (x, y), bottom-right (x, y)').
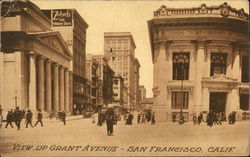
top-left (31, 0), bottom-right (249, 97)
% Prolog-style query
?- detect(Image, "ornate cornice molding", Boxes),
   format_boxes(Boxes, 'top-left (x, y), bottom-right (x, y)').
top-left (154, 2), bottom-right (248, 21)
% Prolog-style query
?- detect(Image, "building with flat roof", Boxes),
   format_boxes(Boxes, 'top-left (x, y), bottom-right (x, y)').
top-left (42, 8), bottom-right (89, 115)
top-left (148, 2), bottom-right (249, 122)
top-left (104, 32), bottom-right (137, 108)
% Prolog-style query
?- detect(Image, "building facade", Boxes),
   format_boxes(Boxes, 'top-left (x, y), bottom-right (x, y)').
top-left (86, 54), bottom-right (102, 109)
top-left (104, 32), bottom-right (137, 108)
top-left (1, 0), bottom-right (71, 116)
top-left (148, 3), bottom-right (249, 122)
top-left (112, 75), bottom-right (125, 106)
top-left (42, 9), bottom-right (88, 115)
top-left (139, 85), bottom-right (147, 103)
top-left (91, 55), bottom-right (114, 106)
top-left (134, 58), bottom-right (141, 109)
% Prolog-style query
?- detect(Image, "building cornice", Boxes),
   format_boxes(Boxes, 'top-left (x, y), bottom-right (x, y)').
top-left (153, 2), bottom-right (248, 22)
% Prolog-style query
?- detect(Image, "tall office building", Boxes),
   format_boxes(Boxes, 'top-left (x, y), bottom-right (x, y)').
top-left (42, 9), bottom-right (88, 115)
top-left (104, 32), bottom-right (137, 107)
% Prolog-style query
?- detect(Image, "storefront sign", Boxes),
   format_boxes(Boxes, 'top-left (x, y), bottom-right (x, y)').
top-left (52, 9), bottom-right (72, 26)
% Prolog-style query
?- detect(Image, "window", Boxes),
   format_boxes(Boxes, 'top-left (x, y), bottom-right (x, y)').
top-left (240, 94), bottom-right (249, 110)
top-left (173, 52), bottom-right (190, 80)
top-left (171, 92), bottom-right (189, 109)
top-left (241, 55), bottom-right (249, 83)
top-left (114, 79), bottom-right (118, 85)
top-left (210, 53), bottom-right (227, 76)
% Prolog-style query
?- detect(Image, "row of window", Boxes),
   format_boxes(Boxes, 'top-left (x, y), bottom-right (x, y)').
top-left (172, 52), bottom-right (249, 82)
top-left (171, 92), bottom-right (249, 110)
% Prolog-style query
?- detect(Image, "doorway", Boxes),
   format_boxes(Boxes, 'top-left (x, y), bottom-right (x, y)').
top-left (209, 92), bottom-right (227, 113)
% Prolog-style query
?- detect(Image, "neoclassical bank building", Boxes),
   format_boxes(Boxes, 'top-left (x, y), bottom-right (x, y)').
top-left (148, 3), bottom-right (249, 122)
top-left (1, 1), bottom-right (71, 116)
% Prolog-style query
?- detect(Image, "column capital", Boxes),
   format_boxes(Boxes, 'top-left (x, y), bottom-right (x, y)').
top-left (59, 65), bottom-right (65, 69)
top-left (45, 58), bottom-right (52, 63)
top-left (52, 62), bottom-right (59, 67)
top-left (38, 55), bottom-right (46, 60)
top-left (28, 51), bottom-right (37, 56)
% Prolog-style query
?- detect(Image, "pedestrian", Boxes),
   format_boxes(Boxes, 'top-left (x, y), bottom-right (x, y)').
top-left (232, 112), bottom-right (236, 124)
top-left (218, 112), bottom-right (222, 125)
top-left (137, 113), bottom-right (141, 124)
top-left (97, 110), bottom-right (102, 126)
top-left (207, 110), bottom-right (214, 127)
top-left (172, 114), bottom-right (176, 123)
top-left (25, 109), bottom-right (33, 128)
top-left (61, 111), bottom-right (66, 125)
top-left (0, 113), bottom-right (2, 129)
top-left (193, 114), bottom-right (197, 125)
top-left (146, 112), bottom-right (151, 123)
top-left (213, 112), bottom-right (219, 125)
top-left (127, 113), bottom-right (133, 125)
top-left (151, 112), bottom-right (155, 125)
top-left (197, 112), bottom-right (204, 125)
top-left (13, 107), bottom-right (22, 130)
top-left (34, 109), bottom-right (43, 127)
top-left (106, 108), bottom-right (115, 136)
top-left (5, 111), bottom-right (14, 128)
top-left (91, 112), bottom-right (96, 124)
top-left (179, 114), bottom-right (185, 125)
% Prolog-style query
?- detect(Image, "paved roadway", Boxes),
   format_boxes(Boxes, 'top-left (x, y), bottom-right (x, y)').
top-left (0, 118), bottom-right (249, 156)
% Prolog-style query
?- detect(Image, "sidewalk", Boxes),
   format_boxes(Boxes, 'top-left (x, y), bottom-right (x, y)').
top-left (43, 115), bottom-right (87, 122)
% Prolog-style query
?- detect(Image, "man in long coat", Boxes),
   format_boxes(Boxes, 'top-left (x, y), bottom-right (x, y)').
top-left (106, 108), bottom-right (115, 136)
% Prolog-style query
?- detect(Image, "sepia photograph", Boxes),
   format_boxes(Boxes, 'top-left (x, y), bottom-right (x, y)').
top-left (0, 0), bottom-right (249, 156)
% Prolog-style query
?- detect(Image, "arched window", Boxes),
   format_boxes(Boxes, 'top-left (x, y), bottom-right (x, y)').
top-left (210, 53), bottom-right (227, 76)
top-left (172, 52), bottom-right (190, 80)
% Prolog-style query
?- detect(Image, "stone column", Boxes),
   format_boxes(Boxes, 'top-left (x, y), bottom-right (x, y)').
top-left (29, 52), bottom-right (37, 111)
top-left (64, 68), bottom-right (69, 112)
top-left (59, 66), bottom-right (65, 111)
top-left (195, 41), bottom-right (205, 111)
top-left (53, 63), bottom-right (59, 112)
top-left (227, 88), bottom-right (240, 118)
top-left (233, 44), bottom-right (240, 80)
top-left (45, 59), bottom-right (52, 112)
top-left (37, 56), bottom-right (45, 111)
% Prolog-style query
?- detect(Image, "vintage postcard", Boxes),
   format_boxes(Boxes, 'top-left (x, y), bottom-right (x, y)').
top-left (0, 0), bottom-right (249, 156)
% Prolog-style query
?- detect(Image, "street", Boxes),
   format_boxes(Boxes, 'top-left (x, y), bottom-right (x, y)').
top-left (0, 118), bottom-right (249, 156)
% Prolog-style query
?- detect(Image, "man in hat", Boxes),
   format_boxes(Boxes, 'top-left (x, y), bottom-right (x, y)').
top-left (106, 108), bottom-right (115, 136)
top-left (13, 107), bottom-right (22, 130)
top-left (34, 109), bottom-right (43, 127)
top-left (5, 111), bottom-right (14, 128)
top-left (25, 109), bottom-right (33, 128)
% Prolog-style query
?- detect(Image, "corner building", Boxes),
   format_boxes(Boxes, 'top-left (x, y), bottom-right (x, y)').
top-left (0, 0), bottom-right (71, 116)
top-left (148, 3), bottom-right (249, 122)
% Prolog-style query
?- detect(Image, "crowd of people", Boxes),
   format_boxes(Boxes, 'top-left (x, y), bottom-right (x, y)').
top-left (0, 106), bottom-right (67, 130)
top-left (194, 110), bottom-right (236, 127)
top-left (137, 111), bottom-right (155, 125)
top-left (0, 104), bottom-right (241, 135)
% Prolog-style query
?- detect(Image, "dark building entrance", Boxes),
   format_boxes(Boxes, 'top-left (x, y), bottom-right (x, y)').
top-left (209, 92), bottom-right (227, 113)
